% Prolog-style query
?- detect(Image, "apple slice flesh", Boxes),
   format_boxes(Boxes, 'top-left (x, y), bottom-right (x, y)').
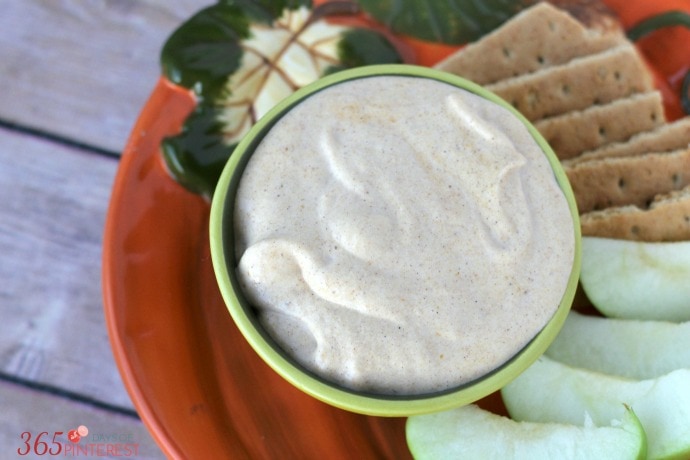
top-left (579, 237), bottom-right (690, 321)
top-left (406, 403), bottom-right (646, 460)
top-left (502, 356), bottom-right (690, 460)
top-left (546, 311), bottom-right (690, 379)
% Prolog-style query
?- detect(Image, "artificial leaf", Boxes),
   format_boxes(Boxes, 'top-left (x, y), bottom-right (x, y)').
top-left (216, 5), bottom-right (349, 135)
top-left (219, 0), bottom-right (311, 24)
top-left (161, 105), bottom-right (232, 199)
top-left (326, 28), bottom-right (404, 74)
top-left (357, 0), bottom-right (531, 44)
top-left (160, 1), bottom-right (403, 198)
top-left (161, 3), bottom-right (249, 101)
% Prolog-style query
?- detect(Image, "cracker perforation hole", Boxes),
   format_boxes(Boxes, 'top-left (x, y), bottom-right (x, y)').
top-left (618, 177), bottom-right (626, 189)
top-left (503, 47), bottom-right (512, 59)
top-left (598, 126), bottom-right (607, 138)
top-left (672, 173), bottom-right (682, 187)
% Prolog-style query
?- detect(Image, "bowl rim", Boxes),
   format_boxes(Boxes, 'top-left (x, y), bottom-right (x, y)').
top-left (209, 63), bottom-right (582, 417)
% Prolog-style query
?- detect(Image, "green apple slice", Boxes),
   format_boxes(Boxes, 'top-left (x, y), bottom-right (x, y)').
top-left (545, 311), bottom-right (690, 379)
top-left (501, 356), bottom-right (690, 460)
top-left (580, 237), bottom-right (690, 321)
top-left (406, 403), bottom-right (646, 460)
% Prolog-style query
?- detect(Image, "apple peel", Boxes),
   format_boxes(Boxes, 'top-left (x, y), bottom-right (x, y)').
top-left (406, 403), bottom-right (646, 460)
top-left (580, 237), bottom-right (690, 321)
top-left (502, 356), bottom-right (690, 460)
top-left (546, 311), bottom-right (690, 379)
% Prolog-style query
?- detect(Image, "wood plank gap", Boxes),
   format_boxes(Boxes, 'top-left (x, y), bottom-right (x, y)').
top-left (0, 370), bottom-right (140, 419)
top-left (0, 119), bottom-right (121, 160)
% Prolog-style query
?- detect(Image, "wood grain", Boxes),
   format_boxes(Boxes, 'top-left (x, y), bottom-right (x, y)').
top-left (0, 128), bottom-right (135, 409)
top-left (0, 380), bottom-right (163, 458)
top-left (0, 1), bottom-right (218, 455)
top-left (0, 0), bottom-right (209, 153)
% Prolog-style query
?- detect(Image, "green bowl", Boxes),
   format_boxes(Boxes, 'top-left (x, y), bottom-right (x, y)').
top-left (210, 64), bottom-right (582, 417)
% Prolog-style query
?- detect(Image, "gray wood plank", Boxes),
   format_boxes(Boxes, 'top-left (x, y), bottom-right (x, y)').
top-left (0, 0), bottom-right (209, 153)
top-left (0, 380), bottom-right (163, 458)
top-left (0, 128), bottom-right (136, 410)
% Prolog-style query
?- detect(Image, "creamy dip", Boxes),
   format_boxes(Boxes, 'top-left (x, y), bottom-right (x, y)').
top-left (233, 76), bottom-right (575, 395)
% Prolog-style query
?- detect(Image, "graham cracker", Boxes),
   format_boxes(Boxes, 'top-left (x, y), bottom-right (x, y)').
top-left (565, 147), bottom-right (690, 213)
top-left (580, 185), bottom-right (690, 241)
top-left (436, 0), bottom-right (688, 243)
top-left (534, 91), bottom-right (665, 160)
top-left (564, 116), bottom-right (690, 166)
top-left (486, 43), bottom-right (654, 121)
top-left (434, 2), bottom-right (625, 85)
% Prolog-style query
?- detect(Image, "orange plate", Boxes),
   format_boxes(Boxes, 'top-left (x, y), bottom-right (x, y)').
top-left (102, 1), bottom-right (688, 458)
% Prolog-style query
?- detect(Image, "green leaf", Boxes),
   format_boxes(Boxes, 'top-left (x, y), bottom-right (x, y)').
top-left (161, 105), bottom-right (235, 199)
top-left (161, 3), bottom-right (248, 101)
top-left (219, 0), bottom-right (311, 23)
top-left (357, 0), bottom-right (529, 44)
top-left (161, 1), bottom-right (311, 101)
top-left (326, 28), bottom-right (404, 74)
top-left (625, 10), bottom-right (690, 115)
top-left (160, 1), bottom-right (403, 198)
top-left (626, 10), bottom-right (690, 42)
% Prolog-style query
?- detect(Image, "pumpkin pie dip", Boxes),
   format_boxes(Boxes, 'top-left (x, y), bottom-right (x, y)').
top-left (233, 75), bottom-right (575, 395)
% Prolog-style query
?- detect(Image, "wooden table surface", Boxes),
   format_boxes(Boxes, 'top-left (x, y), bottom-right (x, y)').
top-left (0, 1), bottom-right (214, 457)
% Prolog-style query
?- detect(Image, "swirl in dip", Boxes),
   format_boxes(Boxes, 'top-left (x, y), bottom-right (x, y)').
top-left (233, 75), bottom-right (575, 395)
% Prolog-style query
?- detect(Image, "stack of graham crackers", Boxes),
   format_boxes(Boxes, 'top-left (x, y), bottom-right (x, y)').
top-left (435, 0), bottom-right (690, 242)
